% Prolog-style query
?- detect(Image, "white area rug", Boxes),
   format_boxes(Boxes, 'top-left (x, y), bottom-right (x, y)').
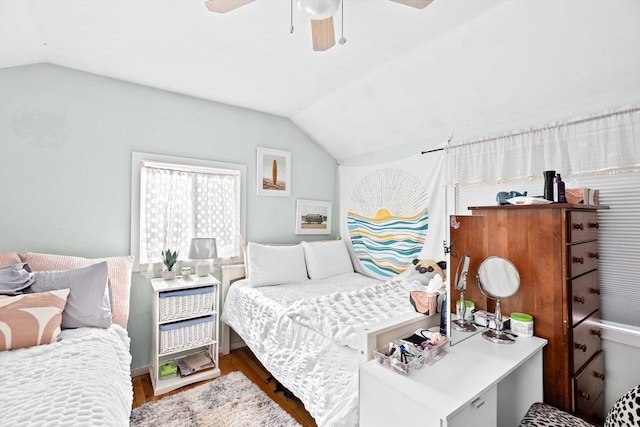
top-left (130, 371), bottom-right (302, 427)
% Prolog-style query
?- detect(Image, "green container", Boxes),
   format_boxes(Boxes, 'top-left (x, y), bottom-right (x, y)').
top-left (510, 312), bottom-right (533, 322)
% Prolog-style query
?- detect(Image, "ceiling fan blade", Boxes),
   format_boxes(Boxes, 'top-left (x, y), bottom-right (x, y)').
top-left (205, 0), bottom-right (255, 13)
top-left (311, 17), bottom-right (335, 51)
top-left (389, 0), bottom-right (434, 9)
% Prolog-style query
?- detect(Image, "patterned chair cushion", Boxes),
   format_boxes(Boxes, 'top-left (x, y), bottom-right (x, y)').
top-left (605, 385), bottom-right (639, 427)
top-left (519, 403), bottom-right (593, 427)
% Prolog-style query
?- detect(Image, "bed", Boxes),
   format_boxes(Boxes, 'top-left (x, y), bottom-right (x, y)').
top-left (220, 240), bottom-right (445, 426)
top-left (0, 251), bottom-right (134, 427)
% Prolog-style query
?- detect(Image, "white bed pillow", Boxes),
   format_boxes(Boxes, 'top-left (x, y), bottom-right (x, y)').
top-left (303, 240), bottom-right (354, 280)
top-left (246, 243), bottom-right (308, 287)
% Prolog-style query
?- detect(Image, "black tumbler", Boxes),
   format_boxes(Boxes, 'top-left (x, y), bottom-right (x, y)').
top-left (543, 170), bottom-right (556, 201)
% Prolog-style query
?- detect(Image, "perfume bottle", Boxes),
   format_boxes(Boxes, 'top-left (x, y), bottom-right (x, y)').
top-left (554, 174), bottom-right (567, 203)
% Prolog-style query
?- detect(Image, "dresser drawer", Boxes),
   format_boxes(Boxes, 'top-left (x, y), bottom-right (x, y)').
top-left (574, 351), bottom-right (605, 421)
top-left (582, 391), bottom-right (605, 427)
top-left (570, 271), bottom-right (600, 326)
top-left (568, 241), bottom-right (599, 278)
top-left (568, 211), bottom-right (599, 243)
top-left (572, 313), bottom-right (602, 373)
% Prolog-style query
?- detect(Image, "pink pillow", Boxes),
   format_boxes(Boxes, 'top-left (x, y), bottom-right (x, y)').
top-left (0, 252), bottom-right (22, 268)
top-left (0, 288), bottom-right (70, 351)
top-left (23, 253), bottom-right (134, 328)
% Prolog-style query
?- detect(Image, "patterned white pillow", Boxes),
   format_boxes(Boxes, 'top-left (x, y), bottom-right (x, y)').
top-left (303, 240), bottom-right (354, 280)
top-left (246, 243), bottom-right (308, 286)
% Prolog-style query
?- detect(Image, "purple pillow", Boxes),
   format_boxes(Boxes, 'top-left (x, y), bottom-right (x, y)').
top-left (27, 261), bottom-right (112, 329)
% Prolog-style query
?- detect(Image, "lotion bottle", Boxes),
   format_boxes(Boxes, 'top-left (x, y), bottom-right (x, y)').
top-left (554, 174), bottom-right (567, 203)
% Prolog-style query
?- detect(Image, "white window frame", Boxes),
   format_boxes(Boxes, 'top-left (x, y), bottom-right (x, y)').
top-left (130, 151), bottom-right (246, 273)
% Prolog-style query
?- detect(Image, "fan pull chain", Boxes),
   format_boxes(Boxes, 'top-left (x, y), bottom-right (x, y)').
top-left (290, 0), bottom-right (294, 34)
top-left (339, 0), bottom-right (346, 44)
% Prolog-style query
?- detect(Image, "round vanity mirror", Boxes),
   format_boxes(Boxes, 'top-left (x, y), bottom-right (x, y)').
top-left (477, 256), bottom-right (520, 344)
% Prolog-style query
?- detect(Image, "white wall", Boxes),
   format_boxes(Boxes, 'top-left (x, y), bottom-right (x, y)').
top-left (0, 63), bottom-right (339, 369)
top-left (601, 326), bottom-right (640, 413)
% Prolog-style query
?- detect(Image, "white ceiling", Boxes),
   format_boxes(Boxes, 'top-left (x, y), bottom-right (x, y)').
top-left (1, 0), bottom-right (639, 161)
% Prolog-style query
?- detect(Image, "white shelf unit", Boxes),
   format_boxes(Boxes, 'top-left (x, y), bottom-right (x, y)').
top-left (149, 274), bottom-right (221, 396)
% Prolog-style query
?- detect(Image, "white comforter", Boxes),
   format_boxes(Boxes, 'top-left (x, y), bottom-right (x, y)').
top-left (0, 325), bottom-right (133, 427)
top-left (222, 273), bottom-right (433, 427)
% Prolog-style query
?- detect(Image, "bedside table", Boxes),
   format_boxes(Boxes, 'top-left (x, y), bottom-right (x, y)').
top-left (149, 274), bottom-right (221, 396)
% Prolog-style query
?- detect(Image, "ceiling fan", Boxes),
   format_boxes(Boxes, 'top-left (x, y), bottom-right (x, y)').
top-left (205, 0), bottom-right (434, 51)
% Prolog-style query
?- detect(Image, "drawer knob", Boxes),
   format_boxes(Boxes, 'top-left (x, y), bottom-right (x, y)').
top-left (589, 252), bottom-right (600, 259)
top-left (573, 256), bottom-right (585, 264)
top-left (573, 223), bottom-right (584, 230)
top-left (591, 329), bottom-right (601, 337)
top-left (588, 222), bottom-right (600, 229)
top-left (574, 296), bottom-right (585, 304)
top-left (594, 371), bottom-right (605, 380)
top-left (580, 391), bottom-right (590, 400)
top-left (590, 288), bottom-right (601, 295)
top-left (575, 343), bottom-right (587, 352)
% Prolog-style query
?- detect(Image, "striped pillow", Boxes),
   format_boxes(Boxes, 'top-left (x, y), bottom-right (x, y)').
top-left (0, 252), bottom-right (22, 268)
top-left (23, 253), bottom-right (134, 328)
top-left (0, 288), bottom-right (70, 351)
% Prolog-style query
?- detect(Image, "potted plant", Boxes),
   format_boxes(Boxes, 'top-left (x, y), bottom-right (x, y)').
top-left (161, 249), bottom-right (179, 280)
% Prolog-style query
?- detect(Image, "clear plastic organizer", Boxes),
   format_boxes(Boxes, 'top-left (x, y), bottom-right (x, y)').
top-left (159, 315), bottom-right (215, 354)
top-left (158, 286), bottom-right (215, 322)
top-left (373, 330), bottom-right (448, 375)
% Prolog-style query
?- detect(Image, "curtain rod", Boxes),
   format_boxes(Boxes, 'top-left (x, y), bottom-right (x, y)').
top-left (420, 105), bottom-right (639, 155)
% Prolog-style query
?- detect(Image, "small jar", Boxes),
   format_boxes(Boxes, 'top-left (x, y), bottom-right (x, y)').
top-left (180, 267), bottom-right (192, 280)
top-left (510, 312), bottom-right (534, 337)
top-left (456, 300), bottom-right (475, 321)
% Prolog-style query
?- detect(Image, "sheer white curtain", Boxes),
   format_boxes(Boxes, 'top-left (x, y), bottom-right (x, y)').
top-left (139, 164), bottom-right (242, 275)
top-left (446, 105), bottom-right (639, 186)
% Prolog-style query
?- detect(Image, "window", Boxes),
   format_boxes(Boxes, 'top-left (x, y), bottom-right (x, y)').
top-left (131, 152), bottom-right (246, 274)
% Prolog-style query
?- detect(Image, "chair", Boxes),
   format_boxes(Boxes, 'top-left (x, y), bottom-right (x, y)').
top-left (519, 385), bottom-right (639, 427)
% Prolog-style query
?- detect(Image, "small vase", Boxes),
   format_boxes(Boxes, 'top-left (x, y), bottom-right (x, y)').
top-left (162, 270), bottom-right (176, 280)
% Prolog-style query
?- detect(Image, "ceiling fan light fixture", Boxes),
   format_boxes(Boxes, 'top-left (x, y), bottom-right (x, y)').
top-left (297, 0), bottom-right (341, 20)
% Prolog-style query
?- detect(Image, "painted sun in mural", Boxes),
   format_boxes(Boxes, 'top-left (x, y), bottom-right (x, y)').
top-left (347, 168), bottom-right (430, 278)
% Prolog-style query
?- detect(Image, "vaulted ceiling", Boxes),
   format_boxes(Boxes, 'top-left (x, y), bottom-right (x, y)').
top-left (1, 0), bottom-right (639, 161)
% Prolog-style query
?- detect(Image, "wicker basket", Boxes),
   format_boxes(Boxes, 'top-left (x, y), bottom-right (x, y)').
top-left (159, 315), bottom-right (215, 354)
top-left (159, 286), bottom-right (215, 322)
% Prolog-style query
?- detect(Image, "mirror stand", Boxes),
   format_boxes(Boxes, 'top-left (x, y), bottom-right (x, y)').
top-left (481, 298), bottom-right (515, 344)
top-left (452, 290), bottom-right (477, 332)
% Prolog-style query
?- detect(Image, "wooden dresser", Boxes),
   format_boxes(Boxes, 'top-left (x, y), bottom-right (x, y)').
top-left (450, 204), bottom-right (608, 424)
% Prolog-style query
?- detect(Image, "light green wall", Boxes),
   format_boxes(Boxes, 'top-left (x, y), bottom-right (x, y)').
top-left (0, 63), bottom-right (338, 369)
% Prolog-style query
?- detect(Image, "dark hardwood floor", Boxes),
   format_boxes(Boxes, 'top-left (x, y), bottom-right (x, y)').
top-left (132, 346), bottom-right (317, 427)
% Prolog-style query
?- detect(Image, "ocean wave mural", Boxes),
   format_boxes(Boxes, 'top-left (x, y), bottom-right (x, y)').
top-left (347, 168), bottom-right (430, 277)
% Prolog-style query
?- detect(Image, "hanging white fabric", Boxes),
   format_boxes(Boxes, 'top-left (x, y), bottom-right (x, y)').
top-left (139, 164), bottom-right (242, 276)
top-left (446, 105), bottom-right (640, 186)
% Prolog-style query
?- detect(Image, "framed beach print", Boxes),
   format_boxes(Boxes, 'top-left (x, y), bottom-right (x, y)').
top-left (295, 199), bottom-right (332, 235)
top-left (257, 147), bottom-right (291, 196)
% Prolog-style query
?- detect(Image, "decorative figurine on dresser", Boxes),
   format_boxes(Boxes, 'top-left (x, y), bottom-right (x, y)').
top-left (450, 203), bottom-right (608, 425)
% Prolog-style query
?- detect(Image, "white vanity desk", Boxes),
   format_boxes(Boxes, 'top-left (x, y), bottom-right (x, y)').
top-left (359, 333), bottom-right (548, 427)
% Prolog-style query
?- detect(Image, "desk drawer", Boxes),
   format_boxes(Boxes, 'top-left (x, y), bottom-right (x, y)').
top-left (574, 351), bottom-right (605, 420)
top-left (570, 271), bottom-right (600, 326)
top-left (448, 385), bottom-right (497, 427)
top-left (568, 241), bottom-right (599, 278)
top-left (572, 313), bottom-right (602, 374)
top-left (568, 211), bottom-right (599, 243)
